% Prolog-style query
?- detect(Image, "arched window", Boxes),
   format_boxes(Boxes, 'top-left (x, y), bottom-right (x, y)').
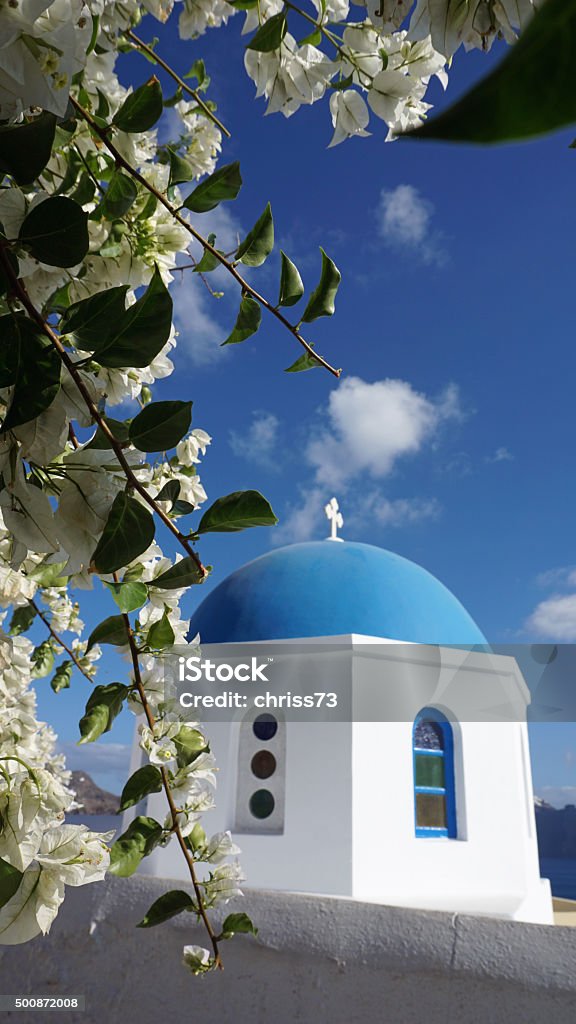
top-left (413, 708), bottom-right (457, 838)
top-left (234, 712), bottom-right (285, 834)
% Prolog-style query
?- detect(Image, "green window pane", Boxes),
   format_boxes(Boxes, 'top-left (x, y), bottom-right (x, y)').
top-left (416, 793), bottom-right (447, 829)
top-left (249, 789), bottom-right (275, 819)
top-left (415, 753), bottom-right (445, 788)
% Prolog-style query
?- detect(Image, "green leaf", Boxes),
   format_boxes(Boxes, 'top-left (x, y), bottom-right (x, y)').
top-left (123, 562), bottom-right (145, 581)
top-left (226, 0), bottom-right (258, 8)
top-left (95, 87), bottom-right (110, 119)
top-left (155, 479), bottom-right (181, 504)
top-left (51, 661), bottom-right (73, 694)
top-left (70, 172), bottom-right (96, 207)
top-left (236, 203), bottom-right (274, 267)
top-left (301, 247), bottom-right (341, 322)
top-left (299, 28), bottom-right (322, 46)
top-left (104, 580), bottom-right (148, 613)
top-left (284, 348), bottom-right (321, 373)
top-left (278, 250), bottom-right (304, 307)
top-left (171, 499), bottom-right (196, 517)
top-left (163, 85), bottom-right (183, 108)
top-left (53, 150), bottom-right (81, 198)
top-left (18, 196), bottom-right (89, 268)
top-left (31, 640), bottom-right (54, 679)
top-left (137, 889), bottom-right (195, 928)
top-left (0, 857), bottom-right (23, 910)
top-left (407, 0), bottom-right (576, 143)
top-left (99, 172), bottom-right (138, 219)
top-left (246, 12), bottom-right (287, 52)
top-left (8, 604), bottom-right (36, 636)
top-left (91, 493), bottom-right (156, 575)
top-left (194, 241), bottom-right (221, 273)
top-left (92, 268), bottom-right (173, 368)
top-left (174, 726), bottom-right (208, 769)
top-left (149, 556), bottom-right (204, 590)
top-left (183, 162), bottom-right (242, 214)
top-left (118, 765), bottom-right (163, 812)
top-left (154, 481), bottom-right (195, 518)
top-left (184, 58), bottom-right (209, 88)
top-left (78, 682), bottom-right (129, 744)
top-left (61, 287), bottom-right (131, 348)
top-left (0, 112), bottom-right (57, 185)
top-left (222, 296), bottom-right (261, 345)
top-left (108, 816), bottom-right (163, 877)
top-left (146, 609), bottom-right (175, 650)
top-left (28, 561), bottom-right (68, 587)
top-left (0, 315), bottom-right (61, 432)
top-left (329, 73), bottom-right (354, 91)
top-left (220, 912), bottom-right (258, 939)
top-left (86, 614), bottom-right (128, 652)
top-left (153, 477), bottom-right (195, 516)
top-left (0, 313), bottom-right (21, 387)
top-left (197, 490), bottom-right (278, 534)
top-left (113, 77), bottom-right (164, 133)
top-left (85, 415), bottom-right (131, 450)
top-left (167, 148), bottom-right (195, 187)
top-left (0, 250), bottom-right (19, 301)
top-left (128, 400), bottom-right (192, 452)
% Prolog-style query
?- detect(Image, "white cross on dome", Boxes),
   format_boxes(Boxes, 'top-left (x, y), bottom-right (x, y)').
top-left (325, 497), bottom-right (344, 541)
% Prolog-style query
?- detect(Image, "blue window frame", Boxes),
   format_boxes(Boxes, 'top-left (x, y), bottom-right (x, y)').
top-left (413, 708), bottom-right (457, 838)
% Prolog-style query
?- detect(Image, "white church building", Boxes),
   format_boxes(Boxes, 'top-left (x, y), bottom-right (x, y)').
top-left (132, 501), bottom-right (553, 926)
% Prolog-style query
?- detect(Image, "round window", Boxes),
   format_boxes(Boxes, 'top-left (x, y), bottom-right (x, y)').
top-left (251, 750), bottom-right (277, 779)
top-left (252, 713), bottom-right (278, 741)
top-left (249, 789), bottom-right (275, 819)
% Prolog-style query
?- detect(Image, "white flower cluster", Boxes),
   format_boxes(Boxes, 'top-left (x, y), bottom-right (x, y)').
top-left (0, 0), bottom-right (92, 119)
top-left (0, 622), bottom-right (112, 944)
top-left (133, 626), bottom-right (245, 971)
top-left (233, 0), bottom-right (537, 142)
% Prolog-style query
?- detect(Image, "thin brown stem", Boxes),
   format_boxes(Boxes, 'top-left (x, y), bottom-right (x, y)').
top-left (69, 96), bottom-right (341, 378)
top-left (119, 597), bottom-right (222, 969)
top-left (68, 423), bottom-right (80, 450)
top-left (0, 244), bottom-right (207, 580)
top-left (125, 29), bottom-right (231, 140)
top-left (29, 598), bottom-right (94, 684)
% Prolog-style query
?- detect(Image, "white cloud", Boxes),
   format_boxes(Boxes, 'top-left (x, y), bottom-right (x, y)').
top-left (274, 489), bottom-right (440, 546)
top-left (485, 446), bottom-right (514, 464)
top-left (525, 594), bottom-right (576, 642)
top-left (171, 277), bottom-right (226, 365)
top-left (355, 492), bottom-right (441, 528)
top-left (273, 488), bottom-right (325, 546)
top-left (378, 184), bottom-right (447, 266)
top-left (306, 376), bottom-right (461, 489)
top-left (273, 376), bottom-right (456, 542)
top-left (229, 411), bottom-right (279, 467)
top-left (535, 566), bottom-right (576, 590)
top-left (172, 206), bottom-right (244, 366)
top-left (60, 741), bottom-right (130, 772)
top-left (59, 741), bottom-right (131, 793)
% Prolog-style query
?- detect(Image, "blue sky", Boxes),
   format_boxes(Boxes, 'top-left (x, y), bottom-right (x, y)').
top-left (35, 12), bottom-right (576, 803)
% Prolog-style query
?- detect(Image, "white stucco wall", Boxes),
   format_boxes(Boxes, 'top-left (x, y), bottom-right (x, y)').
top-left (1, 877), bottom-right (574, 1024)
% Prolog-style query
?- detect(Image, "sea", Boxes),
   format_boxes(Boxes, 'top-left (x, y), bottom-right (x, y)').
top-left (68, 813), bottom-right (119, 836)
top-left (540, 858), bottom-right (576, 900)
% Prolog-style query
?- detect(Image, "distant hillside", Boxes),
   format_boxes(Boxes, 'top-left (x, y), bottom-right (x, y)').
top-left (69, 771), bottom-right (119, 815)
top-left (535, 800), bottom-right (576, 858)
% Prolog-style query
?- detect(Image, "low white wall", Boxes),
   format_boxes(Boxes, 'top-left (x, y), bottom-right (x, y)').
top-left (1, 877), bottom-right (576, 1024)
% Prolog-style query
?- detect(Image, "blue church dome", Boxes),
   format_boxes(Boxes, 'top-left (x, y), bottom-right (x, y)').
top-left (188, 540), bottom-right (485, 645)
